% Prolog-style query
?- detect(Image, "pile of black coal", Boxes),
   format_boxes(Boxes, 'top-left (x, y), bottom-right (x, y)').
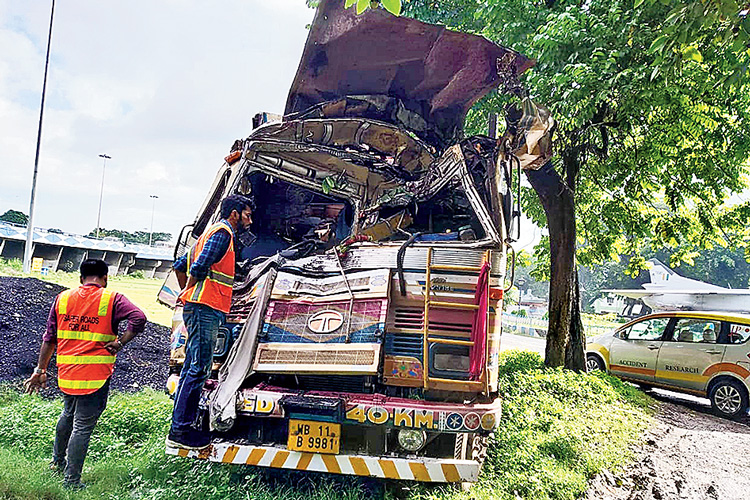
top-left (0, 276), bottom-right (171, 397)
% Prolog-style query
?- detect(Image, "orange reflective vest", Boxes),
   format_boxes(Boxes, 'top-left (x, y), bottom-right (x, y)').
top-left (56, 285), bottom-right (117, 395)
top-left (178, 220), bottom-right (235, 313)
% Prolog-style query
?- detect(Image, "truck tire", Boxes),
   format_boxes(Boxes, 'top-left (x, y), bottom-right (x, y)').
top-left (709, 379), bottom-right (749, 419)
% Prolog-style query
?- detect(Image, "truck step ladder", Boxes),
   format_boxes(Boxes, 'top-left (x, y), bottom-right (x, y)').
top-left (422, 248), bottom-right (490, 391)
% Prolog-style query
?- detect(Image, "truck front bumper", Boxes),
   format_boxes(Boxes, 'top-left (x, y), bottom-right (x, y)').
top-left (165, 440), bottom-right (480, 482)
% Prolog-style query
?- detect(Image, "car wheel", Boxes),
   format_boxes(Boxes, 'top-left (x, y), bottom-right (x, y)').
top-left (586, 354), bottom-right (604, 372)
top-left (709, 379), bottom-right (749, 419)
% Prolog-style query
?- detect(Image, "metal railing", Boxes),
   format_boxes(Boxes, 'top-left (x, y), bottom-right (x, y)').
top-left (501, 313), bottom-right (619, 338)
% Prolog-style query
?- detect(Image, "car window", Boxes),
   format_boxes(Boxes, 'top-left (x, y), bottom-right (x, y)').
top-left (670, 318), bottom-right (721, 343)
top-left (727, 323), bottom-right (750, 345)
top-left (623, 318), bottom-right (669, 341)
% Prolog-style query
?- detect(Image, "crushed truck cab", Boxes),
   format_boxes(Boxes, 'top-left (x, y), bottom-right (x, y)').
top-left (159, 0), bottom-right (535, 483)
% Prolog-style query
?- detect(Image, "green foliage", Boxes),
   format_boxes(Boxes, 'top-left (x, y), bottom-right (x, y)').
top-left (0, 209), bottom-right (28, 225)
top-left (471, 351), bottom-right (651, 500)
top-left (405, 0), bottom-right (750, 283)
top-left (345, 0), bottom-right (402, 16)
top-left (0, 354), bottom-right (652, 500)
top-left (380, 0), bottom-right (402, 16)
top-left (0, 257), bottom-right (23, 276)
top-left (425, 351), bottom-right (652, 500)
top-left (512, 250), bottom-right (550, 298)
top-left (88, 228), bottom-right (172, 245)
top-left (640, 0), bottom-right (750, 87)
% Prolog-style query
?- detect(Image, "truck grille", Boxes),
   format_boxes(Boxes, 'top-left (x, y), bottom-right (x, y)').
top-left (386, 307), bottom-right (474, 359)
top-left (392, 307), bottom-right (474, 333)
top-left (385, 331), bottom-right (423, 358)
top-left (273, 375), bottom-right (373, 393)
top-left (254, 343), bottom-right (380, 374)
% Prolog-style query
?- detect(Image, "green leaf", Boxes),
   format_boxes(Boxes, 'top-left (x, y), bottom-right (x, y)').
top-left (356, 0), bottom-right (369, 14)
top-left (345, 0), bottom-right (357, 8)
top-left (719, 0), bottom-right (737, 16)
top-left (381, 0), bottom-right (401, 15)
top-left (683, 45), bottom-right (703, 62)
top-left (634, 0), bottom-right (644, 8)
top-left (649, 35), bottom-right (669, 54)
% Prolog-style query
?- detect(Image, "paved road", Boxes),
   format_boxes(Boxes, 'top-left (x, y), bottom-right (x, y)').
top-left (500, 332), bottom-right (546, 355)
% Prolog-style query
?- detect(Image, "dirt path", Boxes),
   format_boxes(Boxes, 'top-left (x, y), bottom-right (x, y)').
top-left (585, 397), bottom-right (750, 500)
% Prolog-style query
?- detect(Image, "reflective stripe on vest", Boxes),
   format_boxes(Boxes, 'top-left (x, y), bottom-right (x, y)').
top-left (178, 220), bottom-right (235, 313)
top-left (56, 286), bottom-right (117, 396)
top-left (58, 289), bottom-right (112, 316)
top-left (56, 355), bottom-right (116, 365)
top-left (58, 378), bottom-right (110, 390)
top-left (57, 330), bottom-right (117, 342)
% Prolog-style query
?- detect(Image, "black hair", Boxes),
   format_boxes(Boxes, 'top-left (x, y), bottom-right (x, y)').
top-left (80, 259), bottom-right (108, 278)
top-left (220, 194), bottom-right (255, 219)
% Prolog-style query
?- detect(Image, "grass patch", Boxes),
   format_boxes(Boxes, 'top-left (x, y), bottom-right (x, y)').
top-left (0, 257), bottom-right (23, 275)
top-left (0, 352), bottom-right (652, 500)
top-left (421, 351), bottom-right (653, 500)
top-left (0, 258), bottom-right (171, 327)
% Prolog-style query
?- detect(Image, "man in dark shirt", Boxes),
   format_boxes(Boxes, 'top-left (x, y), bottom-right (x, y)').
top-left (167, 194), bottom-right (254, 450)
top-left (24, 259), bottom-right (146, 489)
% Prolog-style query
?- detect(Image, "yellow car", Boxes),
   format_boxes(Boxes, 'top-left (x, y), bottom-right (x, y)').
top-left (587, 311), bottom-right (750, 418)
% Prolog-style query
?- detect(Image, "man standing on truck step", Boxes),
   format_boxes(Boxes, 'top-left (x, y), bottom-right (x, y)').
top-left (167, 194), bottom-right (254, 449)
top-left (24, 259), bottom-right (147, 490)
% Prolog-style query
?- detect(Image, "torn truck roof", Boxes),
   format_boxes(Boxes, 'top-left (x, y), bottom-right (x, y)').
top-left (284, 0), bottom-right (534, 150)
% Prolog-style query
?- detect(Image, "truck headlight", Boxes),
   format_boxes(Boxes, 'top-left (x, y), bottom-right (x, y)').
top-left (397, 429), bottom-right (427, 452)
top-left (166, 374), bottom-right (180, 396)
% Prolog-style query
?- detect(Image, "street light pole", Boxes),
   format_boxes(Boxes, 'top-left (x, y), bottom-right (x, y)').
top-left (149, 195), bottom-right (159, 246)
top-left (95, 154), bottom-right (111, 238)
top-left (22, 0), bottom-right (56, 274)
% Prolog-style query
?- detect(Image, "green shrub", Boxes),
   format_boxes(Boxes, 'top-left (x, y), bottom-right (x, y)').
top-left (0, 353), bottom-right (652, 500)
top-left (427, 350), bottom-right (652, 500)
top-left (0, 257), bottom-right (23, 276)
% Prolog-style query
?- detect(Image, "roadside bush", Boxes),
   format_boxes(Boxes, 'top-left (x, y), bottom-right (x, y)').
top-left (0, 258), bottom-right (23, 276)
top-left (0, 353), bottom-right (652, 500)
top-left (423, 351), bottom-right (652, 500)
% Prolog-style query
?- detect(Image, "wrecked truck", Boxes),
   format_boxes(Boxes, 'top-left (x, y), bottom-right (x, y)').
top-left (158, 0), bottom-right (537, 484)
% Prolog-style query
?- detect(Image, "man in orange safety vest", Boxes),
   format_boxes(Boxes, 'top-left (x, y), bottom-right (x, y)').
top-left (24, 258), bottom-right (146, 489)
top-left (166, 194), bottom-right (254, 449)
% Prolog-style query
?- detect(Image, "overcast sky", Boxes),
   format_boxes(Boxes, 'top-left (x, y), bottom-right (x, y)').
top-left (0, 0), bottom-right (315, 240)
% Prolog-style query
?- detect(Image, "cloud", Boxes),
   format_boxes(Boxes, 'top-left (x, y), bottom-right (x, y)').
top-left (0, 0), bottom-right (315, 238)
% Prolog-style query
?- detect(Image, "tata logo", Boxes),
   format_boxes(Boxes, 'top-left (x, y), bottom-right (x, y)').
top-left (307, 310), bottom-right (344, 334)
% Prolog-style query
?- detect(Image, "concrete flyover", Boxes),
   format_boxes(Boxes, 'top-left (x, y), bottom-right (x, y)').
top-left (0, 222), bottom-right (173, 278)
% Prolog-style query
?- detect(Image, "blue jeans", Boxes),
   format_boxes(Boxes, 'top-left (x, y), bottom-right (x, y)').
top-left (53, 379), bottom-right (110, 484)
top-left (170, 302), bottom-right (224, 434)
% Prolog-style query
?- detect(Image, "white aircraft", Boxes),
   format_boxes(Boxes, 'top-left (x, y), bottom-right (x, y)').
top-left (604, 258), bottom-right (750, 314)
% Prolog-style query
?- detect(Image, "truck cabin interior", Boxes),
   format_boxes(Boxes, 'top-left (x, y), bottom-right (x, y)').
top-left (237, 170), bottom-right (488, 261)
top-left (238, 171), bottom-right (355, 264)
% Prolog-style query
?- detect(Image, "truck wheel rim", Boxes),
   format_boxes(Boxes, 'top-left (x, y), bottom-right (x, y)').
top-left (715, 385), bottom-right (742, 414)
top-left (586, 358), bottom-right (599, 372)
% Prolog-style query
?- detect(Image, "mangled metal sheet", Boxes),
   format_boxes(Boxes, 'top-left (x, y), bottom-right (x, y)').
top-left (501, 98), bottom-right (555, 171)
top-left (285, 0), bottom-right (534, 150)
top-left (247, 117), bottom-right (435, 181)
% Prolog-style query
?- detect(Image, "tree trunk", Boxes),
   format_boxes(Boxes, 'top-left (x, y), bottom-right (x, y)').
top-left (525, 161), bottom-right (585, 371)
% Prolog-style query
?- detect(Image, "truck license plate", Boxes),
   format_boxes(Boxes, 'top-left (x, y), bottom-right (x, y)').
top-left (288, 419), bottom-right (340, 454)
